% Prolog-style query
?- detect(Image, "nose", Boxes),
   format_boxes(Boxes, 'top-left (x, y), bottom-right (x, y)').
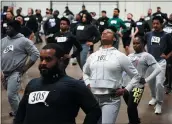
top-left (41, 60), bottom-right (47, 65)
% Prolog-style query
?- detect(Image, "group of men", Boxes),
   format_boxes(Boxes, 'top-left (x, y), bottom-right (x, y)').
top-left (1, 4), bottom-right (172, 124)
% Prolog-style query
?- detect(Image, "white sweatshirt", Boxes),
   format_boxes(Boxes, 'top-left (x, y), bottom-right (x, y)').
top-left (83, 47), bottom-right (141, 94)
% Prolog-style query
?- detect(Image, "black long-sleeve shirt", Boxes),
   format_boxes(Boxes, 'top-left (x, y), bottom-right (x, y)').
top-left (14, 75), bottom-right (101, 124)
top-left (47, 31), bottom-right (82, 58)
top-left (136, 19), bottom-right (151, 36)
top-left (43, 16), bottom-right (60, 35)
top-left (73, 23), bottom-right (100, 44)
top-left (24, 15), bottom-right (38, 33)
top-left (97, 16), bottom-right (109, 34)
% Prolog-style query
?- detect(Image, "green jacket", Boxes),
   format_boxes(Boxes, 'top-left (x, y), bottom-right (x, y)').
top-left (108, 17), bottom-right (127, 33)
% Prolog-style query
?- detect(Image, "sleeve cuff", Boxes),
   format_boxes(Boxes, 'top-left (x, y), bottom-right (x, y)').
top-left (84, 79), bottom-right (90, 86)
top-left (125, 84), bottom-right (133, 92)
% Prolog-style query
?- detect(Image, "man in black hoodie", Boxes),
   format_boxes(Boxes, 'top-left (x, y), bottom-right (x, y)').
top-left (135, 15), bottom-right (151, 37)
top-left (24, 8), bottom-right (38, 34)
top-left (97, 10), bottom-right (109, 34)
top-left (73, 12), bottom-right (100, 70)
top-left (34, 9), bottom-right (43, 43)
top-left (163, 13), bottom-right (172, 33)
top-left (44, 10), bottom-right (60, 42)
top-left (46, 17), bottom-right (82, 73)
top-left (153, 7), bottom-right (168, 22)
top-left (14, 43), bottom-right (101, 124)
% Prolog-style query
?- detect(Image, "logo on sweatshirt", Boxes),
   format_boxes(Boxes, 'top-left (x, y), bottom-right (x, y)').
top-left (3, 45), bottom-right (14, 53)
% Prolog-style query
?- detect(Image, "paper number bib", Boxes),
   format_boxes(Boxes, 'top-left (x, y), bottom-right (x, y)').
top-left (28, 91), bottom-right (50, 104)
top-left (55, 37), bottom-right (67, 43)
top-left (151, 36), bottom-right (161, 44)
top-left (100, 21), bottom-right (104, 25)
top-left (77, 26), bottom-right (84, 30)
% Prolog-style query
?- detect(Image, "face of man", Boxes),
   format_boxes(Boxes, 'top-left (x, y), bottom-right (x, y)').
top-left (102, 12), bottom-right (106, 17)
top-left (16, 16), bottom-right (23, 25)
top-left (6, 12), bottom-right (13, 20)
top-left (152, 19), bottom-right (162, 31)
top-left (6, 25), bottom-right (17, 37)
top-left (169, 14), bottom-right (172, 22)
top-left (113, 9), bottom-right (119, 17)
top-left (39, 49), bottom-right (61, 78)
top-left (101, 29), bottom-right (115, 45)
top-left (60, 20), bottom-right (69, 31)
top-left (28, 8), bottom-right (33, 15)
top-left (148, 9), bottom-right (152, 15)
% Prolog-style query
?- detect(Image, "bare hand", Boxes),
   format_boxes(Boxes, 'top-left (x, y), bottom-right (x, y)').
top-left (161, 54), bottom-right (167, 59)
top-left (64, 54), bottom-right (71, 59)
top-left (87, 84), bottom-right (91, 89)
top-left (1, 72), bottom-right (5, 83)
top-left (116, 88), bottom-right (127, 96)
top-left (86, 42), bottom-right (93, 46)
top-left (118, 32), bottom-right (123, 38)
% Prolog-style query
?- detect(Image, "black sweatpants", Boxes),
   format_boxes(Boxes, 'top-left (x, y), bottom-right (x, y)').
top-left (165, 58), bottom-right (172, 89)
top-left (123, 87), bottom-right (144, 124)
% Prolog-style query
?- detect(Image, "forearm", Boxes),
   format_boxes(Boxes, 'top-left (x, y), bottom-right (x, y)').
top-left (133, 27), bottom-right (139, 36)
top-left (23, 59), bottom-right (35, 73)
top-left (83, 106), bottom-right (101, 124)
top-left (146, 63), bottom-right (161, 83)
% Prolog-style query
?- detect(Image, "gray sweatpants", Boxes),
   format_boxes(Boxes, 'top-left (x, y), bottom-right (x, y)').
top-left (3, 72), bottom-right (21, 115)
top-left (95, 95), bottom-right (121, 124)
top-left (148, 59), bottom-right (166, 103)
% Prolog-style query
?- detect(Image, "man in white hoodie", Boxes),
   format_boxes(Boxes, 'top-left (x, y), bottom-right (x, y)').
top-left (83, 27), bottom-right (141, 124)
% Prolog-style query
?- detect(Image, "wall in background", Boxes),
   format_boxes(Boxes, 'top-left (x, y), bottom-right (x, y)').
top-left (1, 0), bottom-right (171, 21)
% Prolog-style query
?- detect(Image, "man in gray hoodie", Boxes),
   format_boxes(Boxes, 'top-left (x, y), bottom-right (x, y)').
top-left (1, 20), bottom-right (40, 117)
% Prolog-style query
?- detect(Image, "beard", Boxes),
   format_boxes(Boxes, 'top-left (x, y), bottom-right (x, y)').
top-left (101, 39), bottom-right (114, 46)
top-left (38, 62), bottom-right (62, 79)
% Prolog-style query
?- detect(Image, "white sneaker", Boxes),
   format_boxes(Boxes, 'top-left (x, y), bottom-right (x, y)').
top-left (155, 104), bottom-right (162, 114)
top-left (149, 98), bottom-right (156, 105)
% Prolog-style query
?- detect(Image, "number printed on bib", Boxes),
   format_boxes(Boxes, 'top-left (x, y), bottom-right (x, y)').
top-left (111, 20), bottom-right (117, 24)
top-left (125, 23), bottom-right (131, 27)
top-left (145, 17), bottom-right (150, 21)
top-left (100, 21), bottom-right (104, 25)
top-left (77, 26), bottom-right (84, 30)
top-left (56, 37), bottom-right (67, 43)
top-left (28, 91), bottom-right (50, 104)
top-left (3, 23), bottom-right (7, 27)
top-left (136, 22), bottom-right (142, 26)
top-left (151, 36), bottom-right (161, 44)
top-left (24, 17), bottom-right (29, 21)
top-left (43, 17), bottom-right (47, 21)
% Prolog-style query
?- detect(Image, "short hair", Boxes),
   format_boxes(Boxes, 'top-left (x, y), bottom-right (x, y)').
top-left (157, 7), bottom-right (161, 9)
top-left (16, 9), bottom-right (21, 13)
top-left (7, 20), bottom-right (21, 32)
top-left (60, 17), bottom-right (70, 25)
top-left (108, 26), bottom-right (117, 33)
top-left (114, 8), bottom-right (120, 13)
top-left (42, 43), bottom-right (65, 58)
top-left (102, 10), bottom-right (106, 14)
top-left (7, 11), bottom-right (14, 16)
top-left (128, 13), bottom-right (133, 17)
top-left (28, 8), bottom-right (34, 14)
top-left (135, 36), bottom-right (146, 45)
top-left (152, 16), bottom-right (164, 24)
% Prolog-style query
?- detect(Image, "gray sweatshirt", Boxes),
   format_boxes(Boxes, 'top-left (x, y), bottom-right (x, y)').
top-left (122, 52), bottom-right (161, 88)
top-left (1, 33), bottom-right (40, 76)
top-left (83, 47), bottom-right (141, 93)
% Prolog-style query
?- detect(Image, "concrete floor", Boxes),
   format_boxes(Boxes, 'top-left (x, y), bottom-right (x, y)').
top-left (1, 38), bottom-right (172, 124)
